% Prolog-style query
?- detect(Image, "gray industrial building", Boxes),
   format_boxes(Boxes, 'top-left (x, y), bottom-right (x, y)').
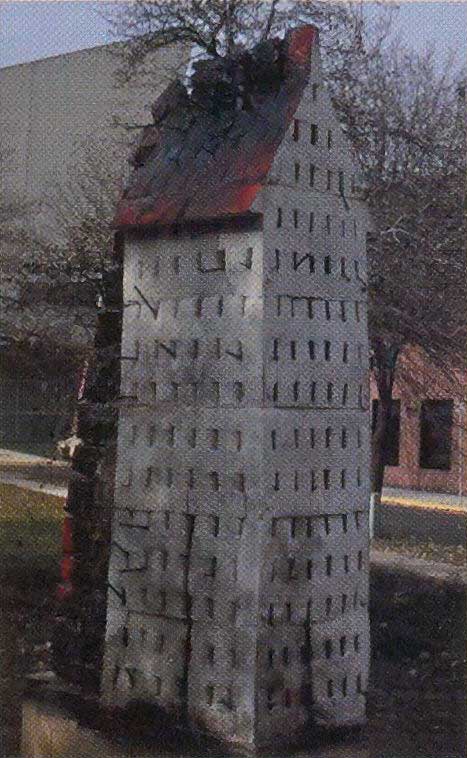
top-left (0, 41), bottom-right (181, 451)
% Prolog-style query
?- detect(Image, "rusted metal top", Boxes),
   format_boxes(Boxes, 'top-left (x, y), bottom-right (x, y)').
top-left (115, 25), bottom-right (317, 230)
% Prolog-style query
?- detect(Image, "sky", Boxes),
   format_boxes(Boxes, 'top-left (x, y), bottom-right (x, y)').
top-left (0, 1), bottom-right (466, 69)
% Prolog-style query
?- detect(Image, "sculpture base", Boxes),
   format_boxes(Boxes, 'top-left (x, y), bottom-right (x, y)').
top-left (21, 680), bottom-right (368, 758)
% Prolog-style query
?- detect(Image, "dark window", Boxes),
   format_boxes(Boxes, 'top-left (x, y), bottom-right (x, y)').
top-left (371, 399), bottom-right (401, 466)
top-left (310, 124), bottom-right (318, 145)
top-left (419, 400), bottom-right (453, 470)
top-left (309, 164), bottom-right (315, 187)
top-left (338, 170), bottom-right (345, 194)
top-left (293, 119), bottom-right (300, 141)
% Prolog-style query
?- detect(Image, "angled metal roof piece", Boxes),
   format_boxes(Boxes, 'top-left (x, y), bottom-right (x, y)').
top-left (115, 25), bottom-right (317, 229)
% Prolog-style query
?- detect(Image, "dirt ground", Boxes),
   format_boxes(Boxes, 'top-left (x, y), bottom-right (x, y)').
top-left (0, 565), bottom-right (465, 758)
top-left (373, 536), bottom-right (467, 567)
top-left (368, 567), bottom-right (466, 758)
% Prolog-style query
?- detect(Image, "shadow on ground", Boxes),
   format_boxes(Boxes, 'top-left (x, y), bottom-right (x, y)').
top-left (0, 564), bottom-right (465, 758)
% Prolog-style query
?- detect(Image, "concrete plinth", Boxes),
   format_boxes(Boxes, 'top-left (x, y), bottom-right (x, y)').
top-left (21, 683), bottom-right (371, 758)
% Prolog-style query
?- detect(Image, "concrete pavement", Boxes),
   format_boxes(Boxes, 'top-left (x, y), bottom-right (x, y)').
top-left (383, 486), bottom-right (467, 513)
top-left (0, 448), bottom-right (69, 498)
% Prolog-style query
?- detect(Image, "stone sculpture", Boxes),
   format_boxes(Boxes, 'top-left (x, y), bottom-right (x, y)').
top-left (102, 24), bottom-right (371, 751)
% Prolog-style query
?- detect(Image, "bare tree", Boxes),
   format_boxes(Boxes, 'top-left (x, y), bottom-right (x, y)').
top-left (10, 1), bottom-right (457, 680)
top-left (4, 135), bottom-right (125, 359)
top-left (356, 48), bottom-right (466, 524)
top-left (106, 2), bottom-right (466, 529)
top-left (0, 131), bottom-right (129, 461)
top-left (0, 148), bottom-right (32, 322)
top-left (105, 0), bottom-right (368, 81)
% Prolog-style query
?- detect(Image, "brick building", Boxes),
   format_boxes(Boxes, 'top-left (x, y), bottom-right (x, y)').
top-left (371, 346), bottom-right (466, 495)
top-left (102, 26), bottom-right (371, 750)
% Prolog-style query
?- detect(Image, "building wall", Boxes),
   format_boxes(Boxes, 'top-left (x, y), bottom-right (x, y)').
top-left (255, 42), bottom-right (371, 739)
top-left (371, 348), bottom-right (466, 495)
top-left (103, 38), bottom-right (371, 749)
top-left (0, 42), bottom-right (184, 449)
top-left (0, 43), bottom-right (182, 210)
top-left (103, 225), bottom-right (264, 746)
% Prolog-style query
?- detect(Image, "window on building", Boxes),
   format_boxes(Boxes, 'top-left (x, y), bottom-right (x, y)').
top-left (419, 400), bottom-right (453, 470)
top-left (310, 124), bottom-right (318, 145)
top-left (371, 399), bottom-right (401, 466)
top-left (327, 130), bottom-right (332, 149)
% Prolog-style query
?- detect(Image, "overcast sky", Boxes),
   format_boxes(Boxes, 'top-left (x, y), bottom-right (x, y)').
top-left (0, 1), bottom-right (466, 69)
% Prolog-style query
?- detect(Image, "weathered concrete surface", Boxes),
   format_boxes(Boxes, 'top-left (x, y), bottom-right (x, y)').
top-left (0, 448), bottom-right (70, 497)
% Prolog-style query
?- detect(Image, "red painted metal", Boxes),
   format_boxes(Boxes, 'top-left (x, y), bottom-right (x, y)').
top-left (60, 554), bottom-right (75, 584)
top-left (61, 513), bottom-right (73, 554)
top-left (115, 26), bottom-right (317, 230)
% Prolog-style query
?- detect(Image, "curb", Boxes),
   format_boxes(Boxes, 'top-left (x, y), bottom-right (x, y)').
top-left (0, 474), bottom-right (67, 498)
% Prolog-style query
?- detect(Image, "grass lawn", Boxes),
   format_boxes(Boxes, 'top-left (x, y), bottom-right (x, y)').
top-left (0, 482), bottom-right (65, 586)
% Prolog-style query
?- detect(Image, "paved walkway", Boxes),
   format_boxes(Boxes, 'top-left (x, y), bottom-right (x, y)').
top-left (0, 448), bottom-right (69, 498)
top-left (383, 486), bottom-right (467, 513)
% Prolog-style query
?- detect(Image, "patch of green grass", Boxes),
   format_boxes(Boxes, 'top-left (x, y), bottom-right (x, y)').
top-left (0, 483), bottom-right (64, 582)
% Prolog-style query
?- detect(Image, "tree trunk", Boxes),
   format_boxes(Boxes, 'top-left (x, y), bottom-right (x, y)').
top-left (370, 393), bottom-right (391, 538)
top-left (52, 234), bottom-right (123, 690)
top-left (370, 340), bottom-right (400, 539)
